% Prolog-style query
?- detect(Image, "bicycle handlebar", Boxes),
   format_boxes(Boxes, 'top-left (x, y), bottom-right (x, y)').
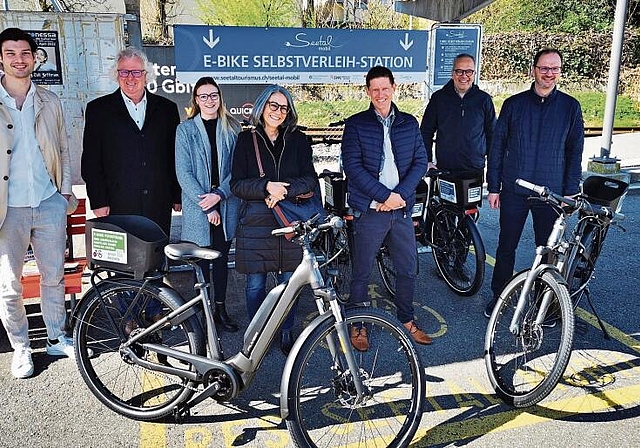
top-left (515, 178), bottom-right (624, 221)
top-left (271, 214), bottom-right (344, 238)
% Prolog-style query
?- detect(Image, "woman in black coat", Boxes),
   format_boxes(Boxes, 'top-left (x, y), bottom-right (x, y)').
top-left (230, 85), bottom-right (317, 354)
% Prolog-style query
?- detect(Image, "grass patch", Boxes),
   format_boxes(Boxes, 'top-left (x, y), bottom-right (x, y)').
top-left (296, 90), bottom-right (640, 128)
top-left (494, 91), bottom-right (640, 127)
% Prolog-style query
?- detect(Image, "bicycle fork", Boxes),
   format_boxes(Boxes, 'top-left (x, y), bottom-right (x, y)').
top-left (313, 290), bottom-right (369, 402)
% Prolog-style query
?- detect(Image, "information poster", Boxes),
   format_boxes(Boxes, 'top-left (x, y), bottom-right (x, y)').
top-left (430, 24), bottom-right (482, 93)
top-left (27, 30), bottom-right (63, 85)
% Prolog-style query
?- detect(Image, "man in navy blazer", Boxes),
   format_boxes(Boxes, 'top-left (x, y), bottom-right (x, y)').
top-left (81, 47), bottom-right (181, 236)
top-left (342, 66), bottom-right (431, 349)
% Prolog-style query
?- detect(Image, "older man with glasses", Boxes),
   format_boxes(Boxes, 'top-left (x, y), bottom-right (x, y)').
top-left (420, 53), bottom-right (496, 180)
top-left (484, 48), bottom-right (584, 318)
top-left (81, 47), bottom-right (181, 235)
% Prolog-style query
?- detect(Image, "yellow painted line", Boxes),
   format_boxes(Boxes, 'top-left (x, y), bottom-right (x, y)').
top-left (411, 382), bottom-right (640, 446)
top-left (139, 371), bottom-right (167, 447)
top-left (576, 307), bottom-right (640, 354)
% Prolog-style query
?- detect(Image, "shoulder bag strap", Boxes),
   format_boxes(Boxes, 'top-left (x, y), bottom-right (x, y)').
top-left (251, 129), bottom-right (265, 178)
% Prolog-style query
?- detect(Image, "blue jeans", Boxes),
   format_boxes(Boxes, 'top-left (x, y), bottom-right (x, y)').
top-left (245, 271), bottom-right (295, 331)
top-left (350, 209), bottom-right (417, 324)
top-left (491, 191), bottom-right (558, 297)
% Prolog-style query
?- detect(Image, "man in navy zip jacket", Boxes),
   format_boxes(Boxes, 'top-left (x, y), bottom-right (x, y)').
top-left (484, 48), bottom-right (584, 317)
top-left (420, 53), bottom-right (495, 178)
top-left (342, 66), bottom-right (431, 349)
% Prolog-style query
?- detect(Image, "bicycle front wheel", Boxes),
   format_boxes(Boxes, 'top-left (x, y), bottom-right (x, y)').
top-left (286, 307), bottom-right (425, 447)
top-left (74, 280), bottom-right (204, 421)
top-left (485, 270), bottom-right (574, 408)
top-left (431, 209), bottom-right (485, 296)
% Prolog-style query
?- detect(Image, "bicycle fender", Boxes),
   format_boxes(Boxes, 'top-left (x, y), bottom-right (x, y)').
top-left (279, 309), bottom-right (336, 420)
top-left (69, 282), bottom-right (113, 325)
top-left (69, 281), bottom-right (204, 342)
top-left (464, 216), bottom-right (486, 260)
top-left (530, 264), bottom-right (567, 286)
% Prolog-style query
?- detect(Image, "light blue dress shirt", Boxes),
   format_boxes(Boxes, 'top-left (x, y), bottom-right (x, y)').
top-left (0, 80), bottom-right (56, 207)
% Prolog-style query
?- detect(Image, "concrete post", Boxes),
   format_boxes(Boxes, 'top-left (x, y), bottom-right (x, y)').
top-left (588, 0), bottom-right (629, 176)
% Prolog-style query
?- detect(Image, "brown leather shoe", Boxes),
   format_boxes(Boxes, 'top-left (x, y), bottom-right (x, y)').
top-left (350, 325), bottom-right (369, 352)
top-left (403, 321), bottom-right (432, 345)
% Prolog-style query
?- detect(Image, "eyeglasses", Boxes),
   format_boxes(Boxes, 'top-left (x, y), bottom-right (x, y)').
top-left (535, 66), bottom-right (561, 74)
top-left (197, 92), bottom-right (220, 102)
top-left (267, 101), bottom-right (289, 114)
top-left (453, 69), bottom-right (475, 77)
top-left (117, 69), bottom-right (146, 78)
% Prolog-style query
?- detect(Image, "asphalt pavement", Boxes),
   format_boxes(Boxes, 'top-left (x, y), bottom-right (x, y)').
top-left (0, 133), bottom-right (639, 447)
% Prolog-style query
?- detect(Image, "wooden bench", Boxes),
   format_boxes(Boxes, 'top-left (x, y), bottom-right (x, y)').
top-left (20, 198), bottom-right (87, 309)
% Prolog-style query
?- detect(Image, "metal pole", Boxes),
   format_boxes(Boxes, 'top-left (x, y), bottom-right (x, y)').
top-left (598, 0), bottom-right (629, 161)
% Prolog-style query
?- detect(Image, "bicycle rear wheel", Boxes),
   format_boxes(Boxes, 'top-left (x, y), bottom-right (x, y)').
top-left (74, 280), bottom-right (204, 421)
top-left (485, 270), bottom-right (574, 407)
top-left (376, 244), bottom-right (397, 297)
top-left (286, 307), bottom-right (425, 447)
top-left (431, 209), bottom-right (485, 296)
top-left (565, 223), bottom-right (601, 302)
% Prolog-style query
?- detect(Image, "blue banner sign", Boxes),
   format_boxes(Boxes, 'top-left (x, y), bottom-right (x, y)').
top-left (174, 25), bottom-right (428, 85)
top-left (430, 24), bottom-right (482, 92)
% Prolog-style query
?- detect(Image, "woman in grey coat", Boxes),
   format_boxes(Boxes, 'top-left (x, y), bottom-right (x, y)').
top-left (175, 77), bottom-right (242, 332)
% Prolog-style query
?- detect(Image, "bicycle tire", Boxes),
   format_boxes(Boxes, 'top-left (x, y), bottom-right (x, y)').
top-left (485, 270), bottom-right (574, 408)
top-left (376, 244), bottom-right (397, 297)
top-left (74, 280), bottom-right (204, 421)
top-left (431, 208), bottom-right (485, 296)
top-left (565, 223), bottom-right (600, 300)
top-left (285, 307), bottom-right (425, 447)
top-left (321, 225), bottom-right (353, 301)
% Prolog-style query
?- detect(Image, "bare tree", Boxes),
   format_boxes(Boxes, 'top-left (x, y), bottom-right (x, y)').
top-left (141, 0), bottom-right (181, 43)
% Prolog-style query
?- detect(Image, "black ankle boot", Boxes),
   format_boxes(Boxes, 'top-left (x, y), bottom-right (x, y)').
top-left (280, 329), bottom-right (294, 355)
top-left (213, 302), bottom-right (239, 333)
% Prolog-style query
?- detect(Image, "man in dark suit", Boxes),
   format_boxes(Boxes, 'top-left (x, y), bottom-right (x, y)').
top-left (81, 47), bottom-right (181, 236)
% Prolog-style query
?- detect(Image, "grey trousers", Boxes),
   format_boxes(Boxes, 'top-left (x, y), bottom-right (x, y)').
top-left (0, 192), bottom-right (68, 349)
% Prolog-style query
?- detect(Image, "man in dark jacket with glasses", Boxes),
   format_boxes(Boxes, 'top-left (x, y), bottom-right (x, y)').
top-left (420, 53), bottom-right (496, 179)
top-left (484, 48), bottom-right (584, 317)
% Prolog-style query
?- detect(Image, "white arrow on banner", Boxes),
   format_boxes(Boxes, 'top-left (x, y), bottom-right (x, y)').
top-left (399, 33), bottom-right (414, 51)
top-left (203, 29), bottom-right (220, 49)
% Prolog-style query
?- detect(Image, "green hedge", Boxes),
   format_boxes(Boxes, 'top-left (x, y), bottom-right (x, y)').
top-left (482, 30), bottom-right (640, 91)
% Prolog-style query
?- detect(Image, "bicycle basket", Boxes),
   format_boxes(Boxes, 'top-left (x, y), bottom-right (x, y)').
top-left (438, 173), bottom-right (483, 208)
top-left (86, 215), bottom-right (168, 279)
top-left (581, 175), bottom-right (629, 213)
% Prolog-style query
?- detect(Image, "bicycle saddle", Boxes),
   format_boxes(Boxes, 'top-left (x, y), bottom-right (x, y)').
top-left (164, 242), bottom-right (221, 261)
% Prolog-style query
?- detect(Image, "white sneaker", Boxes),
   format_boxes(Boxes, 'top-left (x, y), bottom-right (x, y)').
top-left (46, 335), bottom-right (75, 358)
top-left (11, 347), bottom-right (34, 379)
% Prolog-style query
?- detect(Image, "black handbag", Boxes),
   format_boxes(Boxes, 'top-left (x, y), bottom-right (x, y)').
top-left (251, 130), bottom-right (325, 238)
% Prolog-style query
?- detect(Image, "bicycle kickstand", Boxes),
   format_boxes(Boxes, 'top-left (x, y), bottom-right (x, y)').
top-left (584, 288), bottom-right (611, 340)
top-left (172, 404), bottom-right (191, 423)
